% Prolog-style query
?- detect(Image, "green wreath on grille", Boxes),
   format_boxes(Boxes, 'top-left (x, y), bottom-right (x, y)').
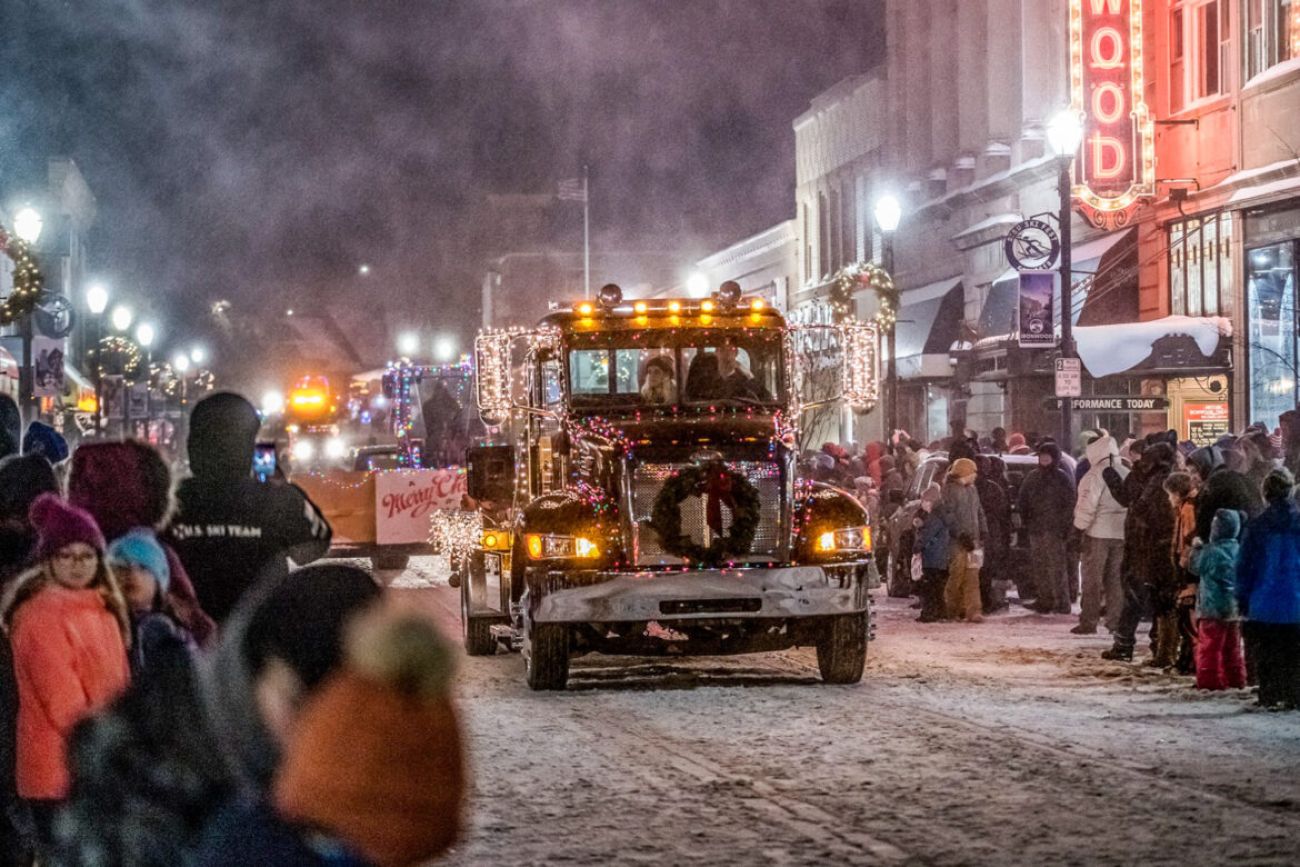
top-left (649, 461), bottom-right (762, 566)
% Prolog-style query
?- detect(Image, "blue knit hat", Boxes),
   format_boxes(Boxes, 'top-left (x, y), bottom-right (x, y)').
top-left (106, 529), bottom-right (171, 591)
top-left (23, 421), bottom-right (69, 464)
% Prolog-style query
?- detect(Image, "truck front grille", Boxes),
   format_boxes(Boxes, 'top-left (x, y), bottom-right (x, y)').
top-left (631, 460), bottom-right (783, 565)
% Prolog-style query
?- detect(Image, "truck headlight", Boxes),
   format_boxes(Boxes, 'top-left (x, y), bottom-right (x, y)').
top-left (292, 440), bottom-right (315, 462)
top-left (525, 533), bottom-right (601, 560)
top-left (815, 526), bottom-right (871, 554)
top-left (324, 437), bottom-right (347, 460)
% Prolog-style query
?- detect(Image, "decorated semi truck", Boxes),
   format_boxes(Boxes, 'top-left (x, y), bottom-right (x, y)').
top-left (460, 281), bottom-right (881, 690)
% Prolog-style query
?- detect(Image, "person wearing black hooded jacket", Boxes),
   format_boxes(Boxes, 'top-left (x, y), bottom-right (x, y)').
top-left (167, 393), bottom-right (332, 625)
top-left (1017, 442), bottom-right (1076, 614)
top-left (1103, 441), bottom-right (1177, 661)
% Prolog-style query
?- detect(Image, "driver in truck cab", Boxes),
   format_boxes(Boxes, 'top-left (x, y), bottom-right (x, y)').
top-left (687, 340), bottom-right (772, 403)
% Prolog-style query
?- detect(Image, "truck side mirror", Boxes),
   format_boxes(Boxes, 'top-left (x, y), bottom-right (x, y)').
top-left (467, 444), bottom-right (515, 502)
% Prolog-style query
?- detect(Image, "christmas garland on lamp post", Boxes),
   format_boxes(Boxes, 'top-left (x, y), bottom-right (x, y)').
top-left (0, 225), bottom-right (45, 326)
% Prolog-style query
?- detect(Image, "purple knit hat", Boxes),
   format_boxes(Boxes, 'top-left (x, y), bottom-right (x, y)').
top-left (29, 493), bottom-right (106, 563)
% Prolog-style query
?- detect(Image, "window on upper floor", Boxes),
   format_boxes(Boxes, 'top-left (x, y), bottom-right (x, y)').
top-left (1171, 0), bottom-right (1233, 110)
top-left (1245, 0), bottom-right (1298, 80)
top-left (817, 192), bottom-right (830, 280)
top-left (1170, 211), bottom-right (1235, 318)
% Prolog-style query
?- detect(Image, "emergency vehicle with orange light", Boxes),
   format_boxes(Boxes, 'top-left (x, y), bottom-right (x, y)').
top-left (461, 280), bottom-right (880, 689)
top-left (283, 375), bottom-right (350, 469)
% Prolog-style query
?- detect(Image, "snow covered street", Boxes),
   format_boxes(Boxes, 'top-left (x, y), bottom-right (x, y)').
top-left (386, 558), bottom-right (1300, 866)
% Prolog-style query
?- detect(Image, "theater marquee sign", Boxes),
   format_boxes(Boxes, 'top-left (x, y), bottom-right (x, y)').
top-left (1069, 0), bottom-right (1155, 230)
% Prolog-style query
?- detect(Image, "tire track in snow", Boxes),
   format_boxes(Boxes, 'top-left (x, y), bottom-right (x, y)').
top-left (763, 650), bottom-right (1300, 833)
top-left (553, 691), bottom-right (913, 865)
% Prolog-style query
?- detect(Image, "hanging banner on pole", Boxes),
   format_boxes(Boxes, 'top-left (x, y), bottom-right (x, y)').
top-left (32, 337), bottom-right (66, 398)
top-left (1017, 271), bottom-right (1058, 348)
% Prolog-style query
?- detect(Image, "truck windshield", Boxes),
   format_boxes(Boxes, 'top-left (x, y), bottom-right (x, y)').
top-left (567, 330), bottom-right (785, 409)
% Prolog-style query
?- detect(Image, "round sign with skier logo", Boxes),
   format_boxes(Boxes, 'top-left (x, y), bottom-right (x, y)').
top-left (1004, 217), bottom-right (1061, 271)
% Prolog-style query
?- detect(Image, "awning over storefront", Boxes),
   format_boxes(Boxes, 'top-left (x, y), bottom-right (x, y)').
top-left (979, 228), bottom-right (1138, 342)
top-left (1075, 315), bottom-right (1232, 378)
top-left (895, 277), bottom-right (963, 379)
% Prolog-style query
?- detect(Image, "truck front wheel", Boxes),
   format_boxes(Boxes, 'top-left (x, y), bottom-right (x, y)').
top-left (525, 619), bottom-right (570, 690)
top-left (461, 576), bottom-right (497, 657)
top-left (815, 611), bottom-right (868, 684)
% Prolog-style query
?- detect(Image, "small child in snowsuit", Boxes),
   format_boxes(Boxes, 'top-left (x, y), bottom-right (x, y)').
top-left (106, 530), bottom-right (197, 679)
top-left (1192, 509), bottom-right (1247, 690)
top-left (912, 484), bottom-right (948, 623)
top-left (1164, 471), bottom-right (1199, 673)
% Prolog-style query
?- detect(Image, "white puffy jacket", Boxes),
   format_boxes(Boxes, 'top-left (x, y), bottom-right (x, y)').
top-left (1073, 435), bottom-right (1128, 540)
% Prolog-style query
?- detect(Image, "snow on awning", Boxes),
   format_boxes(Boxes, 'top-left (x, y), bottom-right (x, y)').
top-left (1075, 315), bottom-right (1232, 379)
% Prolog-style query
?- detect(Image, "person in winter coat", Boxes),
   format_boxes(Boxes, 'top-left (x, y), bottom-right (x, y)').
top-left (1102, 443), bottom-right (1175, 661)
top-left (271, 608), bottom-right (465, 867)
top-left (53, 634), bottom-right (232, 867)
top-left (0, 494), bottom-right (130, 852)
top-left (0, 454), bottom-right (58, 588)
top-left (1133, 445), bottom-right (1180, 667)
top-left (975, 456), bottom-right (1011, 614)
top-left (169, 393), bottom-right (332, 625)
top-left (0, 396), bottom-right (19, 460)
top-left (1236, 468), bottom-right (1300, 708)
top-left (912, 484), bottom-right (949, 622)
top-left (68, 441), bottom-right (217, 649)
top-left (1189, 444), bottom-right (1263, 543)
top-left (107, 529), bottom-right (198, 679)
top-left (0, 454), bottom-right (55, 866)
top-left (191, 564), bottom-right (383, 865)
top-left (1193, 509), bottom-right (1247, 691)
top-left (1018, 443), bottom-right (1077, 614)
top-left (1073, 433), bottom-right (1127, 634)
top-left (1164, 471), bottom-right (1200, 674)
top-left (938, 459), bottom-right (987, 623)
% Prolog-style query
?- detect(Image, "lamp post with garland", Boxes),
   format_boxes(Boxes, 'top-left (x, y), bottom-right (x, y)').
top-left (873, 196), bottom-right (903, 448)
top-left (828, 260), bottom-right (897, 446)
top-left (6, 210), bottom-right (46, 423)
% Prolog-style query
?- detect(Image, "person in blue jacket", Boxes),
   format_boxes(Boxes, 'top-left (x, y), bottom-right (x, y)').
top-left (1236, 468), bottom-right (1300, 709)
top-left (912, 484), bottom-right (949, 623)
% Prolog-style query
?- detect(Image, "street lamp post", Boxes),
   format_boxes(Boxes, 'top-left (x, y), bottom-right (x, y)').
top-left (874, 195), bottom-right (903, 449)
top-left (1048, 110), bottom-right (1084, 449)
top-left (86, 284), bottom-right (109, 436)
top-left (112, 306), bottom-right (134, 435)
top-left (12, 208), bottom-right (42, 425)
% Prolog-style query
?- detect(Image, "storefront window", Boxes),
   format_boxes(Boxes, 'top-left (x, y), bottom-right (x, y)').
top-left (1245, 0), bottom-right (1297, 81)
top-left (1247, 241), bottom-right (1298, 430)
top-left (1170, 212), bottom-right (1234, 317)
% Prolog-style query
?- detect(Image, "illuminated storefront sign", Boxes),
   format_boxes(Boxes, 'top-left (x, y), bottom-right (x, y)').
top-left (1069, 0), bottom-right (1155, 230)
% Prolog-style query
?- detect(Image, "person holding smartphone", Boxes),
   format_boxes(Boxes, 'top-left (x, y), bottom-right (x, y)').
top-left (167, 394), bottom-right (332, 625)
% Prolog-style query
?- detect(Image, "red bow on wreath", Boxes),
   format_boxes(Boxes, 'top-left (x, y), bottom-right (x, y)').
top-left (704, 466), bottom-right (735, 535)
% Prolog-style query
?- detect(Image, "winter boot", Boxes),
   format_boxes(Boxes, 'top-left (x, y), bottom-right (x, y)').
top-left (1101, 645), bottom-right (1133, 661)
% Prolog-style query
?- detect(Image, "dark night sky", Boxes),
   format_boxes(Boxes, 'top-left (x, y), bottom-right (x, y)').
top-left (1, 0), bottom-right (883, 349)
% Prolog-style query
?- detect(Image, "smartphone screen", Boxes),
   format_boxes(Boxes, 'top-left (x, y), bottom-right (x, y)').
top-left (253, 442), bottom-right (278, 481)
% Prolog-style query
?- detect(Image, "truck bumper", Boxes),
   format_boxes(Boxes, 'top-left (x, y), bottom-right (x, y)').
top-left (532, 563), bottom-right (869, 624)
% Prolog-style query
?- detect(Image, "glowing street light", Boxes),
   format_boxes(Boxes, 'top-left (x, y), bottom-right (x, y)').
top-left (359, 263), bottom-right (372, 276)
top-left (873, 194), bottom-right (903, 234)
top-left (173, 353), bottom-right (191, 374)
top-left (1047, 109), bottom-right (1085, 160)
top-left (135, 322), bottom-right (156, 348)
top-left (397, 332), bottom-right (420, 356)
top-left (434, 335), bottom-right (457, 362)
top-left (13, 207), bottom-right (43, 244)
top-left (111, 305), bottom-right (134, 332)
top-left (190, 346), bottom-right (207, 365)
top-left (685, 272), bottom-right (710, 298)
top-left (86, 283), bottom-right (110, 315)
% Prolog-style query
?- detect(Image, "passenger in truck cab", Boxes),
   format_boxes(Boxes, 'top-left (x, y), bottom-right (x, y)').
top-left (716, 340), bottom-right (770, 401)
top-left (640, 355), bottom-right (677, 405)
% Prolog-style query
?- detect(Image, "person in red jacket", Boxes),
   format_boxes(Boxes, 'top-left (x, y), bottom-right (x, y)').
top-left (0, 493), bottom-right (130, 853)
